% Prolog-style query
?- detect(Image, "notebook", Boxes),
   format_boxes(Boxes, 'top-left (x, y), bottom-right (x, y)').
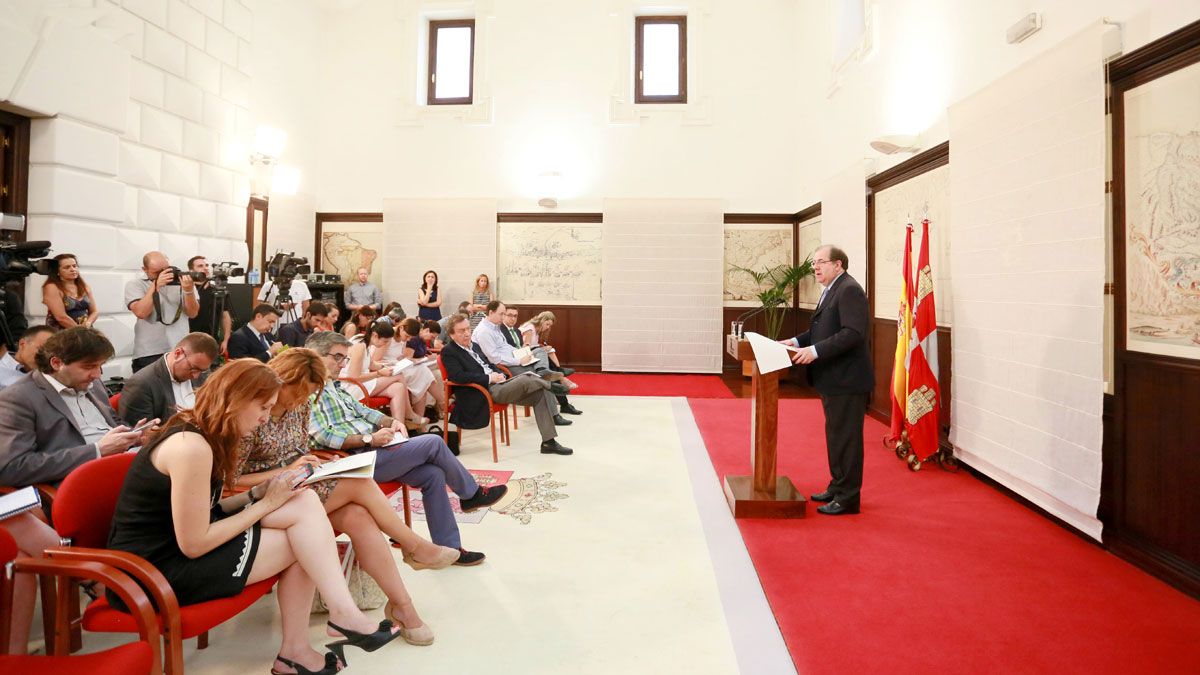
top-left (302, 451), bottom-right (377, 485)
top-left (0, 486), bottom-right (42, 522)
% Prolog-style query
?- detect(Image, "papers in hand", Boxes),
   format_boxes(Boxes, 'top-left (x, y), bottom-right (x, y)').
top-left (381, 434), bottom-right (409, 447)
top-left (511, 346), bottom-right (534, 365)
top-left (389, 359), bottom-right (413, 375)
top-left (0, 486), bottom-right (41, 521)
top-left (303, 451), bottom-right (377, 485)
top-left (744, 331), bottom-right (800, 375)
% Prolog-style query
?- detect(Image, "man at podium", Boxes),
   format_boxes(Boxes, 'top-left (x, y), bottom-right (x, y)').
top-left (782, 245), bottom-right (873, 515)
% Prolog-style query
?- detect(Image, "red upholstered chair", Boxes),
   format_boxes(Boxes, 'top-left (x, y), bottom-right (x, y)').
top-left (492, 365), bottom-right (532, 431)
top-left (338, 378), bottom-right (390, 412)
top-left (108, 392), bottom-right (121, 412)
top-left (46, 453), bottom-right (277, 675)
top-left (437, 355), bottom-right (505, 463)
top-left (309, 447), bottom-right (413, 527)
top-left (0, 528), bottom-right (161, 675)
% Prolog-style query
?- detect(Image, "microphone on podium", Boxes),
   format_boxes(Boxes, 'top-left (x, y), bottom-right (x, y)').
top-left (732, 298), bottom-right (786, 337)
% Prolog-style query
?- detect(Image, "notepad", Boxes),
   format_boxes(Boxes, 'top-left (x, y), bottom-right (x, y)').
top-left (0, 486), bottom-right (42, 522)
top-left (389, 359), bottom-right (414, 375)
top-left (302, 451), bottom-right (377, 485)
top-left (512, 346), bottom-right (534, 364)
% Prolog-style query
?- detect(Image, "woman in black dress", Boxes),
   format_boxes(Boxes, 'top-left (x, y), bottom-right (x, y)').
top-left (108, 358), bottom-right (402, 675)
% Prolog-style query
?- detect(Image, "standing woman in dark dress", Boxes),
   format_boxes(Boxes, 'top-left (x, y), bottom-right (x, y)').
top-left (108, 358), bottom-right (401, 675)
top-left (416, 270), bottom-right (441, 321)
top-left (42, 254), bottom-right (99, 328)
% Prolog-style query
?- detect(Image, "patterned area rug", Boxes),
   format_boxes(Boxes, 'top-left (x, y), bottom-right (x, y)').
top-left (386, 470), bottom-right (568, 525)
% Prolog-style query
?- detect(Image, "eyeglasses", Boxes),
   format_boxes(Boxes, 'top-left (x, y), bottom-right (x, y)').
top-left (330, 352), bottom-right (348, 364)
top-left (813, 259), bottom-right (834, 267)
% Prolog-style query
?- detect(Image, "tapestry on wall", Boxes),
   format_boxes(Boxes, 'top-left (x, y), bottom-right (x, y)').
top-left (722, 223), bottom-right (793, 306)
top-left (1123, 60), bottom-right (1200, 360)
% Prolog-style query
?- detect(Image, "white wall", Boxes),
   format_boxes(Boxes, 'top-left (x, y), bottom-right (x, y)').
top-left (306, 0), bottom-right (804, 213)
top-left (1, 0), bottom-right (254, 376)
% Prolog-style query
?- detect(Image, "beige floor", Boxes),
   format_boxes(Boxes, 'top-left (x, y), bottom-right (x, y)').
top-left (70, 396), bottom-right (752, 674)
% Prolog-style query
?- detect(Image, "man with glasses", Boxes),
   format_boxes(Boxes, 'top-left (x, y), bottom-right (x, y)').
top-left (780, 245), bottom-right (873, 516)
top-left (117, 332), bottom-right (219, 425)
top-left (125, 251), bottom-right (200, 373)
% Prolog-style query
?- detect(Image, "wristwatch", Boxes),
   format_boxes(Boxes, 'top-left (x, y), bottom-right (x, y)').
top-left (362, 433), bottom-right (373, 446)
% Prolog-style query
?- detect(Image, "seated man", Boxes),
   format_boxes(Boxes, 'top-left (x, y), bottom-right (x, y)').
top-left (0, 327), bottom-right (147, 487)
top-left (227, 303), bottom-right (283, 362)
top-left (502, 306), bottom-right (581, 416)
top-left (277, 300), bottom-right (331, 348)
top-left (442, 313), bottom-right (574, 456)
top-left (473, 300), bottom-right (572, 426)
top-left (305, 331), bottom-right (506, 566)
top-left (118, 332), bottom-right (218, 424)
top-left (0, 325), bottom-right (54, 390)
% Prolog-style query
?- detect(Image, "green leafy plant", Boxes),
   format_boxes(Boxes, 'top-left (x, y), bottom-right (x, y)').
top-left (730, 259), bottom-right (815, 339)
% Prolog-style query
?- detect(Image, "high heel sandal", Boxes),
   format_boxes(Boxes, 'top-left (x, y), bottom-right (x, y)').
top-left (325, 619), bottom-right (402, 664)
top-left (401, 545), bottom-right (460, 571)
top-left (270, 651), bottom-right (342, 675)
top-left (385, 600), bottom-right (435, 646)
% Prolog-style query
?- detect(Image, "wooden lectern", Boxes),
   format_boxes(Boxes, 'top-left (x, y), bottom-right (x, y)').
top-left (722, 335), bottom-right (807, 518)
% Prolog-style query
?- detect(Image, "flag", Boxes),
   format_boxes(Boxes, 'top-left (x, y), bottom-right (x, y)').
top-left (887, 224), bottom-right (914, 444)
top-left (905, 219), bottom-right (941, 460)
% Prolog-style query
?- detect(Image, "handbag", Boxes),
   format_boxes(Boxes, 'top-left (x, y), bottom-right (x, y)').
top-left (413, 424), bottom-right (460, 453)
top-left (312, 540), bottom-right (386, 612)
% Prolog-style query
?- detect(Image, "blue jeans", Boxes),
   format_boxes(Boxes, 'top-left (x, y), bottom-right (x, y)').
top-left (371, 434), bottom-right (479, 549)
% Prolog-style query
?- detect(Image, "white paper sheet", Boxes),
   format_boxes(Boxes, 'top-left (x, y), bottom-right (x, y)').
top-left (744, 331), bottom-right (798, 375)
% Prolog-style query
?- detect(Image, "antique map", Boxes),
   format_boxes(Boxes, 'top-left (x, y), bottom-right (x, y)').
top-left (497, 223), bottom-right (602, 304)
top-left (1124, 62), bottom-right (1200, 359)
top-left (797, 218), bottom-right (823, 306)
top-left (723, 224), bottom-right (793, 305)
top-left (873, 164), bottom-right (952, 324)
top-left (320, 221), bottom-right (383, 289)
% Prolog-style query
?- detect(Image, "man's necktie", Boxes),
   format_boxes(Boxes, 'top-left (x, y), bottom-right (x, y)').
top-left (260, 333), bottom-right (270, 350)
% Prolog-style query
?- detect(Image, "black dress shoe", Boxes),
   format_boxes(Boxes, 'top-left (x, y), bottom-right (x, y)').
top-left (811, 489), bottom-right (836, 503)
top-left (540, 439), bottom-right (573, 455)
top-left (459, 484), bottom-right (508, 512)
top-left (559, 403), bottom-right (583, 415)
top-left (454, 548), bottom-right (486, 566)
top-left (816, 500), bottom-right (860, 515)
top-left (553, 414), bottom-right (573, 426)
top-left (549, 382), bottom-right (570, 396)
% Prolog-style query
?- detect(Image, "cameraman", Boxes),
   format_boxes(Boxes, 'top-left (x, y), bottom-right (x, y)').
top-left (186, 255), bottom-right (232, 355)
top-left (256, 273), bottom-right (310, 324)
top-left (124, 252), bottom-right (199, 372)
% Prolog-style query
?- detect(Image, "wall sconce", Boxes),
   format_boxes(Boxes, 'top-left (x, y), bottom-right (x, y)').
top-left (249, 125), bottom-right (300, 197)
top-left (869, 134), bottom-right (920, 155)
top-left (537, 171), bottom-right (562, 208)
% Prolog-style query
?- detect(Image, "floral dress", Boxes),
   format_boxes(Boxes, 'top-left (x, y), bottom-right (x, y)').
top-left (236, 402), bottom-right (338, 502)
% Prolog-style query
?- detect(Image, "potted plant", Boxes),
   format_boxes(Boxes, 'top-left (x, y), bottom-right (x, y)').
top-left (731, 259), bottom-right (815, 340)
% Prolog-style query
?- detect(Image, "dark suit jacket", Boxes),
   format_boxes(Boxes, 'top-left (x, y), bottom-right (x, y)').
top-left (118, 357), bottom-right (178, 425)
top-left (277, 319), bottom-right (313, 348)
top-left (440, 341), bottom-right (497, 430)
top-left (793, 272), bottom-right (874, 396)
top-left (501, 325), bottom-right (522, 349)
top-left (227, 324), bottom-right (272, 362)
top-left (0, 371), bottom-right (120, 486)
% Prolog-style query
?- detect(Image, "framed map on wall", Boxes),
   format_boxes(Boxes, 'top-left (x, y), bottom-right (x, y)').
top-left (797, 216), bottom-right (822, 308)
top-left (497, 222), bottom-right (602, 304)
top-left (723, 223), bottom-right (793, 307)
top-left (318, 218), bottom-right (384, 290)
top-left (1122, 60), bottom-right (1200, 360)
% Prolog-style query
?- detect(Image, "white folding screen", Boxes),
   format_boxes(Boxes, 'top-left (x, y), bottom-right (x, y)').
top-left (380, 199), bottom-right (498, 312)
top-left (948, 23), bottom-right (1108, 539)
top-left (602, 199), bottom-right (724, 373)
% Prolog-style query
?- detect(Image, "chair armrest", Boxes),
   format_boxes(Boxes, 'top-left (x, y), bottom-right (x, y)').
top-left (337, 378), bottom-right (370, 400)
top-left (445, 380), bottom-right (495, 405)
top-left (43, 546), bottom-right (181, 641)
top-left (312, 448), bottom-right (349, 460)
top-left (12, 556), bottom-right (161, 665)
top-left (495, 365), bottom-right (513, 377)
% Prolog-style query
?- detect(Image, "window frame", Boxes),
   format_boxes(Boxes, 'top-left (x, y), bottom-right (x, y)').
top-left (427, 18), bottom-right (476, 106)
top-left (634, 15), bottom-right (688, 104)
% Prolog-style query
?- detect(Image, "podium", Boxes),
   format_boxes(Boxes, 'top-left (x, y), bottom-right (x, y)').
top-left (722, 335), bottom-right (807, 519)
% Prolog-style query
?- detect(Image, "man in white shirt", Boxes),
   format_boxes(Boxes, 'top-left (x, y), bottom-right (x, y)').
top-left (117, 332), bottom-right (218, 425)
top-left (257, 277), bottom-right (311, 324)
top-left (0, 327), bottom-right (147, 486)
top-left (472, 300), bottom-right (572, 426)
top-left (0, 325), bottom-right (54, 390)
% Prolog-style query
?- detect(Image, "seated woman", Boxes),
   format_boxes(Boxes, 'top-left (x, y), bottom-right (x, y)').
top-left (42, 253), bottom-right (99, 329)
top-left (1, 511), bottom-right (62, 654)
top-left (341, 305), bottom-right (377, 340)
top-left (236, 349), bottom-right (455, 639)
top-left (521, 311), bottom-right (581, 414)
top-left (341, 321), bottom-right (427, 425)
top-left (419, 319), bottom-right (443, 353)
top-left (394, 318), bottom-right (445, 417)
top-left (322, 305), bottom-right (341, 332)
top-left (107, 358), bottom-right (404, 675)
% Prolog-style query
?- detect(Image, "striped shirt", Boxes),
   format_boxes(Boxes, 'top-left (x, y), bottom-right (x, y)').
top-left (307, 380), bottom-right (385, 449)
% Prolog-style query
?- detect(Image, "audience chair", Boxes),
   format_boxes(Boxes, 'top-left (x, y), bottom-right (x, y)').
top-left (45, 453), bottom-right (277, 675)
top-left (437, 356), bottom-right (506, 463)
top-left (0, 529), bottom-right (162, 675)
top-left (492, 365), bottom-right (532, 431)
top-left (108, 393), bottom-right (121, 412)
top-left (337, 378), bottom-right (391, 413)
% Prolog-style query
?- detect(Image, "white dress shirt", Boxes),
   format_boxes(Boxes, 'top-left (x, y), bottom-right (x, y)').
top-left (472, 319), bottom-right (523, 367)
top-left (0, 352), bottom-right (28, 389)
top-left (165, 355), bottom-right (196, 410)
top-left (46, 373), bottom-right (113, 454)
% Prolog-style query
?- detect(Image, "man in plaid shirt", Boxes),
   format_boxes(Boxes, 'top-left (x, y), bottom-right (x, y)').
top-left (306, 331), bottom-right (504, 566)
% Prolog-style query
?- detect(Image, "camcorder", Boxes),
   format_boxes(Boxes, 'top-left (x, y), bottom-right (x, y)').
top-left (266, 252), bottom-right (311, 303)
top-left (0, 214), bottom-right (52, 348)
top-left (206, 261), bottom-right (245, 294)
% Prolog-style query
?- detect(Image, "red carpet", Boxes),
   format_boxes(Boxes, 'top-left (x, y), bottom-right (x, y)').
top-left (568, 372), bottom-right (733, 398)
top-left (689, 398), bottom-right (1200, 674)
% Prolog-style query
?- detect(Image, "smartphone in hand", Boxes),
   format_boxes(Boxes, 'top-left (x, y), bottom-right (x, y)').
top-left (129, 418), bottom-right (160, 434)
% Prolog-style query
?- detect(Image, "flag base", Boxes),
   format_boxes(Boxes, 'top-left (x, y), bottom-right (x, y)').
top-left (723, 475), bottom-right (807, 519)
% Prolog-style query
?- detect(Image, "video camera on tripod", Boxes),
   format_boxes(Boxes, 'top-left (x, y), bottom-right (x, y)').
top-left (0, 213), bottom-right (52, 349)
top-left (265, 251), bottom-right (310, 307)
top-left (204, 261), bottom-right (245, 294)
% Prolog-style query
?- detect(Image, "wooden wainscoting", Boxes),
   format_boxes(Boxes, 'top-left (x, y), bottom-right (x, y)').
top-left (721, 307), bottom-right (814, 386)
top-left (507, 304), bottom-right (602, 371)
top-left (868, 318), bottom-right (953, 439)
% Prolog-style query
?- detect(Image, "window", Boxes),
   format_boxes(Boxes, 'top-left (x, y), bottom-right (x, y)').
top-left (428, 19), bottom-right (475, 105)
top-left (635, 16), bottom-right (687, 104)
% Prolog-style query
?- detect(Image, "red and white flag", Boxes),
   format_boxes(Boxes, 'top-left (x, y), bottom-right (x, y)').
top-left (905, 219), bottom-right (940, 460)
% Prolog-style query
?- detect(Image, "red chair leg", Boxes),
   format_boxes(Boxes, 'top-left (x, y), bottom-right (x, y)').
top-left (503, 410), bottom-right (510, 447)
top-left (489, 416), bottom-right (498, 463)
top-left (512, 405), bottom-right (518, 429)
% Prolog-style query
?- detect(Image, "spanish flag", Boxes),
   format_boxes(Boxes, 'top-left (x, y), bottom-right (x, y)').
top-left (887, 224), bottom-right (914, 444)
